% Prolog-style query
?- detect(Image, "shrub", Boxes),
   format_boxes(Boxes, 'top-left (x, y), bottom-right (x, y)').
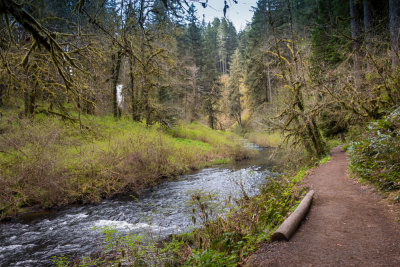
top-left (348, 107), bottom-right (400, 193)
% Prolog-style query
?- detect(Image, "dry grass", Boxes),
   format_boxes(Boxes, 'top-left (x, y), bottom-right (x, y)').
top-left (0, 114), bottom-right (250, 219)
top-left (247, 131), bottom-right (281, 147)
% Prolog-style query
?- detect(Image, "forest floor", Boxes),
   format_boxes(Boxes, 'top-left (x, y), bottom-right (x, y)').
top-left (246, 146), bottom-right (400, 267)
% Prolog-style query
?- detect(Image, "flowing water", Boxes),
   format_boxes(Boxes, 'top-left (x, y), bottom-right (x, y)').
top-left (0, 143), bottom-right (278, 266)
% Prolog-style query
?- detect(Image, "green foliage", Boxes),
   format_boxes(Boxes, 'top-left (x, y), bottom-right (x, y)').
top-left (310, 0), bottom-right (350, 68)
top-left (51, 255), bottom-right (70, 267)
top-left (319, 155), bottom-right (331, 165)
top-left (55, 226), bottom-right (186, 266)
top-left (184, 249), bottom-right (237, 267)
top-left (348, 107), bottom-right (400, 194)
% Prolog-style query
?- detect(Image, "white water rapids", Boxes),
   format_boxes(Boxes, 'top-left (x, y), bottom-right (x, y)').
top-left (0, 142), bottom-right (278, 266)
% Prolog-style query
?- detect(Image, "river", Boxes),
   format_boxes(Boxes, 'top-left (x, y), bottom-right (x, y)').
top-left (0, 142), bottom-right (278, 266)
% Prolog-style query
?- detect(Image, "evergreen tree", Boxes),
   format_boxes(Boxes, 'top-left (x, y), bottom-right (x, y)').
top-left (310, 0), bottom-right (349, 69)
top-left (186, 4), bottom-right (204, 68)
top-left (217, 18), bottom-right (229, 73)
top-left (244, 0), bottom-right (273, 108)
top-left (228, 49), bottom-right (243, 127)
top-left (201, 23), bottom-right (221, 129)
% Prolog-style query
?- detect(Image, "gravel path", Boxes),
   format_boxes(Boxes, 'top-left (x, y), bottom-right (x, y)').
top-left (246, 147), bottom-right (400, 267)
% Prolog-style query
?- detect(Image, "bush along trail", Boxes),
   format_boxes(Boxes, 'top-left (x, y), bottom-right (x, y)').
top-left (0, 115), bottom-right (251, 220)
top-left (246, 147), bottom-right (400, 266)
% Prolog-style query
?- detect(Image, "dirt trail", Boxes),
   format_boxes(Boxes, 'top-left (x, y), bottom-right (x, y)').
top-left (247, 147), bottom-right (400, 267)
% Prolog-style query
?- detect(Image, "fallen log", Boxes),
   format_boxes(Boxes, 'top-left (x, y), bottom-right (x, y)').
top-left (271, 190), bottom-right (315, 241)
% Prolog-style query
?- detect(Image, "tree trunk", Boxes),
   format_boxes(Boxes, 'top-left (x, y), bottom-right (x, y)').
top-left (24, 89), bottom-right (29, 116)
top-left (111, 50), bottom-right (122, 118)
top-left (191, 78), bottom-right (198, 122)
top-left (389, 0), bottom-right (400, 68)
top-left (24, 86), bottom-right (35, 116)
top-left (363, 0), bottom-right (373, 71)
top-left (85, 94), bottom-right (95, 115)
top-left (0, 83), bottom-right (4, 107)
top-left (143, 67), bottom-right (151, 126)
top-left (295, 116), bottom-right (314, 155)
top-left (326, 0), bottom-right (333, 25)
top-left (350, 0), bottom-right (362, 85)
top-left (310, 116), bottom-right (325, 156)
top-left (207, 94), bottom-right (214, 129)
top-left (29, 87), bottom-right (35, 114)
top-left (129, 57), bottom-right (140, 121)
top-left (208, 106), bottom-right (214, 129)
top-left (267, 66), bottom-right (272, 103)
top-left (296, 92), bottom-right (325, 156)
top-left (236, 91), bottom-right (242, 127)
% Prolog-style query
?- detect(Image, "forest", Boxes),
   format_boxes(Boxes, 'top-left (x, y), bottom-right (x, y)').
top-left (0, 0), bottom-right (400, 266)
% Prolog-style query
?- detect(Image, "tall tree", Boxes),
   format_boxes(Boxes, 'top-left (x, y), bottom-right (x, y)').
top-left (389, 0), bottom-right (400, 68)
top-left (363, 0), bottom-right (373, 70)
top-left (202, 23), bottom-right (221, 129)
top-left (245, 0), bottom-right (274, 108)
top-left (228, 49), bottom-right (243, 127)
top-left (350, 0), bottom-right (363, 85)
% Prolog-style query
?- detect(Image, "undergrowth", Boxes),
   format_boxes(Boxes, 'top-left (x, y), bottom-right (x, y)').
top-left (348, 107), bottom-right (400, 201)
top-left (0, 112), bottom-right (250, 219)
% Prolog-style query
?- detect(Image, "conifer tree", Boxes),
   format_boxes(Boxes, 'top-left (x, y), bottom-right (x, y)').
top-left (201, 23), bottom-right (221, 129)
top-left (228, 49), bottom-right (243, 127)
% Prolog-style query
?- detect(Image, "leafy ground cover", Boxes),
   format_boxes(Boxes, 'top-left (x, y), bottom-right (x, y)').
top-left (348, 107), bottom-right (400, 201)
top-left (0, 111), bottom-right (250, 219)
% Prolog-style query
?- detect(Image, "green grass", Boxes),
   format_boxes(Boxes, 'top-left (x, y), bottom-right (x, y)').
top-left (0, 112), bottom-right (250, 219)
top-left (318, 155), bottom-right (331, 165)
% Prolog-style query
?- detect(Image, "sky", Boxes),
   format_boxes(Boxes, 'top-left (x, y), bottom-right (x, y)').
top-left (191, 0), bottom-right (256, 31)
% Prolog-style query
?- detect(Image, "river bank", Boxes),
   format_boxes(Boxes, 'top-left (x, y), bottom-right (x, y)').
top-left (0, 143), bottom-right (274, 266)
top-left (67, 154), bottom-right (330, 266)
top-left (0, 112), bottom-right (252, 220)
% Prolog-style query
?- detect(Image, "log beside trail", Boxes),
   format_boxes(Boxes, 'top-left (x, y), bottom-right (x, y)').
top-left (246, 148), bottom-right (400, 266)
top-left (271, 190), bottom-right (315, 241)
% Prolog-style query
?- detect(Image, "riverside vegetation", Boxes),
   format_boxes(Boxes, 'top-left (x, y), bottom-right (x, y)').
top-left (0, 112), bottom-right (250, 220)
top-left (51, 156), bottom-right (331, 266)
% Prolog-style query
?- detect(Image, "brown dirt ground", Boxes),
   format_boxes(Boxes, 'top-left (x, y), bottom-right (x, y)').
top-left (246, 147), bottom-right (400, 267)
